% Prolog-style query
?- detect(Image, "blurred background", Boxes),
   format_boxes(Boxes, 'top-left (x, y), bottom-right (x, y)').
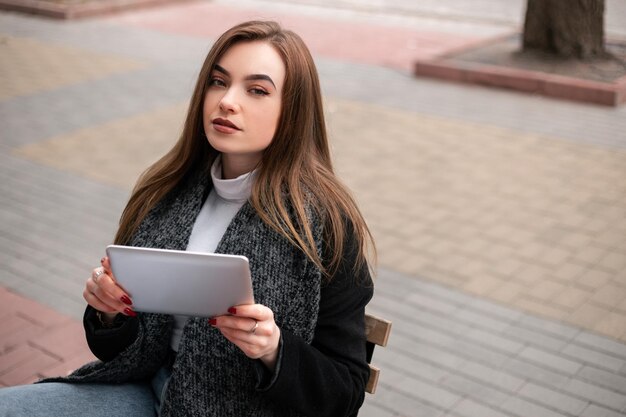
top-left (1, 0), bottom-right (626, 416)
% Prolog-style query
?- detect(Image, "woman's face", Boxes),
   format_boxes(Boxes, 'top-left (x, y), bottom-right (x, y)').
top-left (203, 41), bottom-right (286, 178)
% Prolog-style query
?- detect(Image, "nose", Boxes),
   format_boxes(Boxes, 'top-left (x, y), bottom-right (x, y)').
top-left (218, 88), bottom-right (240, 113)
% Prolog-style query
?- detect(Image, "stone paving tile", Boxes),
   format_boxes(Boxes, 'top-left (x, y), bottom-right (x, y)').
top-left (561, 379), bottom-right (626, 412)
top-left (574, 331), bottom-right (626, 359)
top-left (439, 373), bottom-right (511, 408)
top-left (13, 102), bottom-right (188, 189)
top-left (580, 404), bottom-right (626, 417)
top-left (562, 343), bottom-right (626, 373)
top-left (447, 398), bottom-right (515, 417)
top-left (0, 66), bottom-right (193, 147)
top-left (456, 362), bottom-right (524, 393)
top-left (0, 35), bottom-right (144, 101)
top-left (356, 400), bottom-right (397, 417)
top-left (577, 366), bottom-right (626, 396)
top-left (517, 346), bottom-right (583, 375)
top-left (498, 395), bottom-right (570, 417)
top-left (517, 382), bottom-right (589, 416)
top-left (501, 325), bottom-right (570, 352)
top-left (384, 366), bottom-right (463, 410)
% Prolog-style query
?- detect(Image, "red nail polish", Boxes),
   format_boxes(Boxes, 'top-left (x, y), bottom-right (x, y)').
top-left (124, 308), bottom-right (137, 317)
top-left (228, 307), bottom-right (237, 314)
top-left (208, 318), bottom-right (217, 325)
top-left (121, 295), bottom-right (132, 305)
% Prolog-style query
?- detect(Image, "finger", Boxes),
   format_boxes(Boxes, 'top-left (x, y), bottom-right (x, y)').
top-left (87, 275), bottom-right (135, 315)
top-left (101, 256), bottom-right (113, 276)
top-left (92, 267), bottom-right (104, 282)
top-left (210, 316), bottom-right (274, 338)
top-left (84, 285), bottom-right (134, 320)
top-left (210, 315), bottom-right (258, 332)
top-left (99, 258), bottom-right (131, 306)
top-left (87, 277), bottom-right (125, 310)
top-left (83, 280), bottom-right (120, 314)
top-left (219, 327), bottom-right (278, 360)
top-left (227, 304), bottom-right (273, 322)
top-left (219, 330), bottom-right (262, 356)
top-left (93, 268), bottom-right (133, 307)
top-left (220, 324), bottom-right (264, 342)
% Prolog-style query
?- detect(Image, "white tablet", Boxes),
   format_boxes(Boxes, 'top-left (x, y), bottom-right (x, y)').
top-left (106, 245), bottom-right (254, 317)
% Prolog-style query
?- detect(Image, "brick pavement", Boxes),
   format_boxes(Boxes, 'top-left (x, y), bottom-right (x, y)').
top-left (0, 286), bottom-right (96, 386)
top-left (105, 0), bottom-right (486, 72)
top-left (1, 1), bottom-right (626, 415)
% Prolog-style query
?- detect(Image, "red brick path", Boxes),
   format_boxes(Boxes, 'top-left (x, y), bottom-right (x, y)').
top-left (0, 286), bottom-right (96, 387)
top-left (107, 2), bottom-right (483, 72)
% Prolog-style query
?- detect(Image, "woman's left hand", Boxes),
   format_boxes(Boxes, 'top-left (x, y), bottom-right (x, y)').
top-left (209, 304), bottom-right (281, 371)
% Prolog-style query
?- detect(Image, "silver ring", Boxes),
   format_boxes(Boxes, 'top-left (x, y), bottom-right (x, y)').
top-left (93, 268), bottom-right (105, 282)
top-left (249, 320), bottom-right (258, 334)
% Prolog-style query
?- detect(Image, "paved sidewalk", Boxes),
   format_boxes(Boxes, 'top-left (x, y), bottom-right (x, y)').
top-left (0, 287), bottom-right (96, 386)
top-left (1, 0), bottom-right (626, 415)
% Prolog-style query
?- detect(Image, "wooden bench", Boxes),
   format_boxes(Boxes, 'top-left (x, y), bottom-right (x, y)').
top-left (364, 313), bottom-right (392, 394)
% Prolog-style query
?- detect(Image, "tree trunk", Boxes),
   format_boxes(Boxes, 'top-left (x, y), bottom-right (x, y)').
top-left (523, 0), bottom-right (605, 59)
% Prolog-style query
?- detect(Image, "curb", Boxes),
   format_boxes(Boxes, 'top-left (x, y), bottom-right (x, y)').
top-left (413, 34), bottom-right (626, 107)
top-left (0, 0), bottom-right (193, 19)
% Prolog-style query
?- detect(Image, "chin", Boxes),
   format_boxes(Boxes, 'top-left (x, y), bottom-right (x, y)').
top-left (206, 137), bottom-right (228, 152)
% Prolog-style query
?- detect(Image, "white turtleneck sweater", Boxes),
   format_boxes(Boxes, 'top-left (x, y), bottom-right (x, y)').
top-left (170, 156), bottom-right (256, 351)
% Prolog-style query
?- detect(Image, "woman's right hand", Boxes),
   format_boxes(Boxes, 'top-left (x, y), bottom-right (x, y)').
top-left (83, 256), bottom-right (136, 321)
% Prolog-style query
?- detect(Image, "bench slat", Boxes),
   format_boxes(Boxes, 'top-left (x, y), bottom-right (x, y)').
top-left (365, 314), bottom-right (392, 347)
top-left (364, 313), bottom-right (392, 395)
top-left (366, 365), bottom-right (380, 394)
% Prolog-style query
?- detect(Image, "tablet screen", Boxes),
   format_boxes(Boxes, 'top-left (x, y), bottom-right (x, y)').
top-left (106, 245), bottom-right (254, 317)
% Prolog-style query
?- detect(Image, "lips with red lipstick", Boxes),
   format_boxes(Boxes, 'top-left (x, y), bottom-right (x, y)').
top-left (212, 117), bottom-right (241, 134)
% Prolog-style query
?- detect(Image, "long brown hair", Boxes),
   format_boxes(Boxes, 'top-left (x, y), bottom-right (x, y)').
top-left (115, 20), bottom-right (375, 278)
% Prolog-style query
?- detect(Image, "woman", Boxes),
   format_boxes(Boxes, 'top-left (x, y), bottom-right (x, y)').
top-left (0, 20), bottom-right (374, 417)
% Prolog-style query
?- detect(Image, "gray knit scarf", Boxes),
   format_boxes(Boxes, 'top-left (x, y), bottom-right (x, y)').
top-left (49, 172), bottom-right (322, 417)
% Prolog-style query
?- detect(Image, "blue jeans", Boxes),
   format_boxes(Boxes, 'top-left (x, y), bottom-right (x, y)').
top-left (0, 366), bottom-right (171, 417)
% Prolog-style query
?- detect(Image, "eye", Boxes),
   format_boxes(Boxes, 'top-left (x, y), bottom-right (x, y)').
top-left (249, 87), bottom-right (269, 96)
top-left (209, 77), bottom-right (226, 87)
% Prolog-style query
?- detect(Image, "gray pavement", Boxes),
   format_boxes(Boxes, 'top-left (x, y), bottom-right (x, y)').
top-left (2, 1), bottom-right (626, 416)
top-left (366, 270), bottom-right (626, 417)
top-left (226, 0), bottom-right (626, 38)
top-left (0, 147), bottom-right (127, 318)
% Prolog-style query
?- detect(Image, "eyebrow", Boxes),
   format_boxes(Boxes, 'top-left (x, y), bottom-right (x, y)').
top-left (213, 64), bottom-right (276, 88)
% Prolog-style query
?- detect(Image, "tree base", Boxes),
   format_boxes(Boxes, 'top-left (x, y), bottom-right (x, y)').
top-left (414, 33), bottom-right (626, 106)
top-left (464, 36), bottom-right (626, 84)
top-left (523, 0), bottom-right (606, 60)
top-left (516, 48), bottom-right (626, 77)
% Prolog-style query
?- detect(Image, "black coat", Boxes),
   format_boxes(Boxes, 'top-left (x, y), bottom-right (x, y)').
top-left (55, 173), bottom-right (373, 417)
